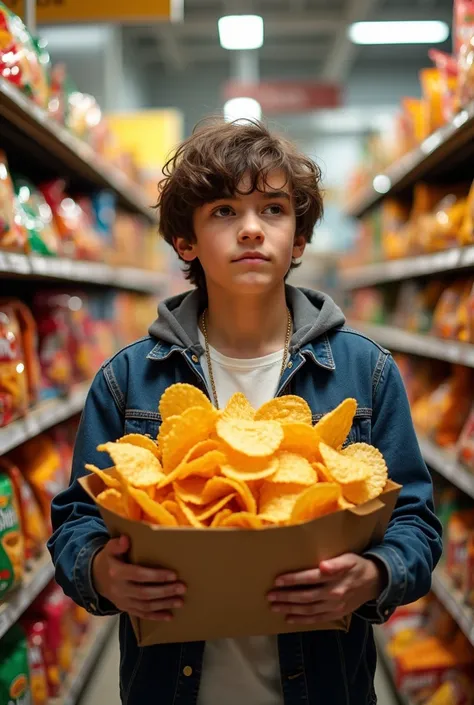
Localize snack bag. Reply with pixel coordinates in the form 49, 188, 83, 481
446, 509, 474, 587
436, 367, 474, 447
459, 406, 474, 471
420, 68, 445, 134
22, 619, 48, 705
0, 472, 24, 598
0, 151, 27, 252
464, 531, 474, 607
432, 281, 470, 340
455, 0, 474, 107
32, 292, 74, 399
0, 624, 31, 705
13, 176, 60, 256
2, 458, 48, 562
460, 180, 474, 246
425, 679, 474, 705
429, 49, 460, 123
419, 194, 468, 252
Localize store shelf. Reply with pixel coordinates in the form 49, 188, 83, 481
418, 437, 474, 500
431, 570, 474, 647
346, 101, 474, 218
0, 78, 154, 221
340, 246, 474, 289
0, 251, 165, 293
351, 322, 474, 368
374, 627, 413, 705
0, 380, 90, 455
0, 552, 54, 639
51, 616, 117, 705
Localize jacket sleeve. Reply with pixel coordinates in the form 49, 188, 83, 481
355, 354, 443, 624
47, 367, 124, 616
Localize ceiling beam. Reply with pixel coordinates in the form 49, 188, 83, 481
320, 0, 380, 82
137, 42, 329, 65
155, 25, 187, 72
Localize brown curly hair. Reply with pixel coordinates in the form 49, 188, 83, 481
156, 118, 324, 291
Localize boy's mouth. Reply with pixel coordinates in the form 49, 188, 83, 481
233, 252, 270, 262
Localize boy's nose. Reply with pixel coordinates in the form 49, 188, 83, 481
237, 216, 265, 242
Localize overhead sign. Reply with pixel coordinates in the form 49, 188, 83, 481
223, 80, 342, 115
5, 0, 182, 24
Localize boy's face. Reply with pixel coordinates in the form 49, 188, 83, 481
176, 169, 306, 295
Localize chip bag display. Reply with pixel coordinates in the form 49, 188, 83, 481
0, 471, 24, 599
0, 151, 27, 252
21, 619, 49, 705
0, 624, 31, 705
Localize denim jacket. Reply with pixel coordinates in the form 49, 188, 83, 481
48, 286, 442, 705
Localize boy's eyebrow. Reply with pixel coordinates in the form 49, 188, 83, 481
262, 191, 291, 201
208, 190, 291, 204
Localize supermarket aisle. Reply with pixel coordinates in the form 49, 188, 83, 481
80, 626, 399, 705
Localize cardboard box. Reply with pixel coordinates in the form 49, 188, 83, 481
80, 474, 401, 646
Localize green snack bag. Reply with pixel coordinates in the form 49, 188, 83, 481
0, 624, 31, 705
0, 472, 24, 599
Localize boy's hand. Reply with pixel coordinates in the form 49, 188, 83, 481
268, 553, 385, 625
92, 535, 186, 622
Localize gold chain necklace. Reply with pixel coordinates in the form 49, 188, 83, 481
200, 308, 293, 410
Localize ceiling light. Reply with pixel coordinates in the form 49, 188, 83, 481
224, 98, 262, 122
348, 21, 449, 45
218, 15, 264, 51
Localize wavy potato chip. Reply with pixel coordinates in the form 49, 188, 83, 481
340, 444, 388, 505
173, 476, 209, 505
221, 452, 279, 482
195, 493, 237, 522
255, 396, 312, 425
338, 496, 356, 510
210, 508, 234, 527
271, 452, 317, 486
96, 488, 127, 517
312, 462, 334, 483
159, 383, 212, 421
97, 442, 165, 487
290, 483, 341, 524
117, 434, 160, 458
175, 495, 206, 528
314, 399, 357, 450
220, 512, 264, 529
202, 476, 257, 514
85, 464, 121, 489
222, 393, 255, 421
279, 423, 321, 460
157, 415, 180, 449
162, 406, 218, 472
127, 486, 178, 526
216, 418, 283, 458
159, 449, 226, 489
319, 443, 371, 485
258, 482, 304, 524
162, 498, 191, 526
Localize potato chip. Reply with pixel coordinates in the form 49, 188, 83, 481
312, 462, 334, 483
202, 476, 257, 514
221, 452, 279, 482
290, 483, 341, 524
162, 498, 191, 526
210, 508, 233, 527
123, 492, 143, 521
157, 415, 180, 449
314, 399, 357, 449
195, 493, 237, 522
279, 423, 321, 460
127, 486, 178, 526
255, 396, 312, 425
173, 476, 209, 505
271, 452, 317, 486
187, 440, 220, 460
85, 464, 121, 489
117, 434, 160, 458
175, 496, 206, 528
216, 418, 283, 457
162, 406, 218, 472
96, 488, 127, 518
159, 383, 212, 421
220, 512, 264, 529
258, 482, 304, 524
158, 450, 226, 489
340, 444, 388, 505
338, 496, 356, 510
319, 443, 371, 485
222, 393, 255, 421
97, 442, 165, 487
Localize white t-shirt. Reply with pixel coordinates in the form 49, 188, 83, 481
197, 330, 285, 705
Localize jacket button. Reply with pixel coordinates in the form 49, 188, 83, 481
88, 603, 96, 612
287, 361, 293, 369
191, 355, 199, 363
183, 666, 193, 677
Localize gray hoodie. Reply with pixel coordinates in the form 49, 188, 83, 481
148, 285, 345, 357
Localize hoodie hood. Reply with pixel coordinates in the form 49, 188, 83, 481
148, 285, 345, 356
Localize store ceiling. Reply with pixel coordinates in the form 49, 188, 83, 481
125, 0, 454, 81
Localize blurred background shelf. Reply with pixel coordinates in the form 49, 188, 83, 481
374, 627, 414, 705
431, 570, 474, 647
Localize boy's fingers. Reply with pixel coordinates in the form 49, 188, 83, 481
129, 609, 174, 623
124, 582, 186, 601
274, 568, 330, 588
126, 597, 184, 613
107, 535, 130, 556
268, 585, 340, 604
319, 554, 357, 575
110, 560, 177, 584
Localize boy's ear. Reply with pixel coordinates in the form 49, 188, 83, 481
292, 234, 306, 261
174, 236, 198, 262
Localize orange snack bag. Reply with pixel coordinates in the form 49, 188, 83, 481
420, 68, 445, 134
0, 151, 27, 252
446, 509, 474, 588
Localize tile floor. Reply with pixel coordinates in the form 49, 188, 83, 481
80, 624, 399, 705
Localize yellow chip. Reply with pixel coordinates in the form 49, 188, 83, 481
195, 493, 237, 522
319, 443, 371, 485
85, 464, 121, 489
173, 476, 209, 505
279, 423, 321, 460
290, 483, 341, 524
221, 452, 279, 482
175, 495, 206, 528
96, 488, 127, 518
258, 482, 304, 524
255, 396, 312, 425
340, 444, 388, 505
314, 399, 357, 449
117, 434, 160, 458
161, 498, 191, 526
222, 393, 255, 421
312, 462, 334, 483
158, 450, 226, 489
220, 512, 264, 529
210, 508, 234, 527
216, 418, 283, 458
157, 415, 180, 449
159, 383, 213, 421
271, 452, 317, 486
97, 442, 165, 487
338, 496, 356, 510
162, 405, 218, 472
127, 486, 178, 526
202, 476, 257, 514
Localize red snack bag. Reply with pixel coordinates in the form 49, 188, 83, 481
21, 619, 49, 705
33, 292, 74, 399
0, 151, 27, 252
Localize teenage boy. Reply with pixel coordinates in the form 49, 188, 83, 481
49, 120, 442, 705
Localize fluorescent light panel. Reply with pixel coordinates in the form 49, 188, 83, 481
218, 15, 264, 50
224, 98, 262, 122
348, 21, 449, 45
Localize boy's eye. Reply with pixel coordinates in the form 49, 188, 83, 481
213, 206, 234, 217
264, 204, 283, 215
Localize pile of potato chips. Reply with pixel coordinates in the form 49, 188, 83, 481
87, 384, 389, 529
